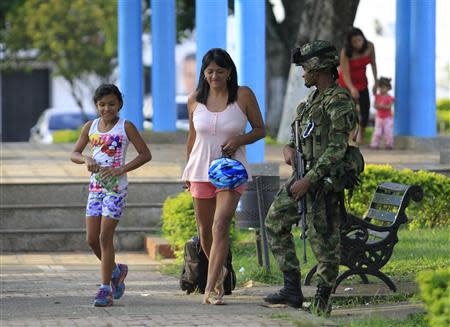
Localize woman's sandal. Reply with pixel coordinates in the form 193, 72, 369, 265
214, 266, 228, 299
202, 291, 226, 305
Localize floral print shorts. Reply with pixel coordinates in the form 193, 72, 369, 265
86, 190, 128, 220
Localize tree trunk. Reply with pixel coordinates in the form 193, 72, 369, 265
277, 0, 359, 142
265, 0, 304, 137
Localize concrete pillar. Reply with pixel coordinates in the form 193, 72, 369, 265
195, 0, 227, 78
235, 0, 265, 163
394, 0, 411, 136
151, 0, 176, 132
409, 0, 436, 137
118, 0, 143, 130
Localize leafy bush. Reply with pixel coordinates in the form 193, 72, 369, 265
161, 191, 196, 258
264, 135, 279, 144
437, 110, 450, 134
436, 98, 450, 111
161, 191, 237, 259
348, 165, 449, 228
437, 99, 450, 133
53, 128, 81, 143
417, 268, 450, 327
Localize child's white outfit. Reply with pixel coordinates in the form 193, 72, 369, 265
86, 118, 129, 219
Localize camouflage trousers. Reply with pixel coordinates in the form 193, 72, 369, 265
265, 182, 342, 288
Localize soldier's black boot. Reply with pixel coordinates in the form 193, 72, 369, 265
310, 285, 333, 316
264, 270, 303, 308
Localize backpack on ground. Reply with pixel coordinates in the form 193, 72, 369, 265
180, 236, 236, 295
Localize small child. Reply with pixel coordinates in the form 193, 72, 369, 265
370, 77, 395, 150
70, 84, 152, 307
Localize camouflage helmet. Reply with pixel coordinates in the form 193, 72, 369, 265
291, 40, 339, 71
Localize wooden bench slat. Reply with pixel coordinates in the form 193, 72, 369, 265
305, 182, 424, 293
372, 193, 403, 206
368, 230, 389, 239
378, 182, 409, 193
367, 208, 397, 223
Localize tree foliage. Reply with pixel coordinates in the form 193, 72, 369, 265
175, 0, 196, 41
2, 0, 117, 111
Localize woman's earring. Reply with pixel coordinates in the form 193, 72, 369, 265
227, 76, 231, 81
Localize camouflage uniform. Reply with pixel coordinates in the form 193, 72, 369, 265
265, 41, 357, 291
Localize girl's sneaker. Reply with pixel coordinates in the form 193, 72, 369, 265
93, 287, 113, 307
111, 263, 128, 300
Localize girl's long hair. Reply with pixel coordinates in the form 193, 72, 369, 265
195, 48, 238, 105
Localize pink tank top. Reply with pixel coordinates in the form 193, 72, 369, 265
182, 102, 252, 182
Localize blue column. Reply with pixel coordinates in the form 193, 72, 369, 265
394, 0, 411, 136
118, 0, 143, 130
409, 0, 436, 137
151, 0, 176, 132
235, 0, 265, 163
195, 0, 227, 78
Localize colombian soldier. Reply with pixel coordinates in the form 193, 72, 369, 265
264, 40, 358, 315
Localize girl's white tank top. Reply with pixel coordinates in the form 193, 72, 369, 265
182, 101, 252, 182
88, 118, 129, 192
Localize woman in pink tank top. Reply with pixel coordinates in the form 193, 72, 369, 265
182, 48, 265, 305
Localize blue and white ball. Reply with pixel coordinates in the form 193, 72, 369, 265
208, 157, 248, 189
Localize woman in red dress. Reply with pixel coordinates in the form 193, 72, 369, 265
338, 28, 378, 144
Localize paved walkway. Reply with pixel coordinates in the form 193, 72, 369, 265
0, 253, 423, 327
0, 142, 447, 183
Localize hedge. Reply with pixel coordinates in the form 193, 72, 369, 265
162, 165, 449, 255
417, 268, 450, 327
349, 165, 450, 229
53, 128, 81, 143
436, 98, 450, 111
161, 191, 197, 258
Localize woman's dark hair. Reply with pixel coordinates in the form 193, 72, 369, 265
93, 84, 123, 108
345, 27, 368, 58
195, 48, 238, 105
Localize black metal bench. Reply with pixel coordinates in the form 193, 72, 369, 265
304, 182, 424, 292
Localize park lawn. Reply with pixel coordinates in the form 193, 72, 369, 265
161, 228, 446, 326
230, 227, 449, 286
336, 312, 427, 327
162, 227, 449, 288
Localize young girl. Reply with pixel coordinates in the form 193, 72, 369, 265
71, 84, 152, 306
370, 77, 395, 150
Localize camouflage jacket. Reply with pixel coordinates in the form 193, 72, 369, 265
287, 83, 357, 187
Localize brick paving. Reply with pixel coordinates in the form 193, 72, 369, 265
0, 253, 335, 327
1, 142, 447, 184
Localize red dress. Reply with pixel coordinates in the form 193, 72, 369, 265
338, 56, 372, 91
375, 94, 395, 118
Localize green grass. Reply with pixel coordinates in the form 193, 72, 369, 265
159, 229, 445, 326
338, 312, 427, 327
265, 135, 280, 144
161, 227, 449, 289
230, 227, 449, 287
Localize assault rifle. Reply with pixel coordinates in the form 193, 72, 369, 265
294, 120, 307, 264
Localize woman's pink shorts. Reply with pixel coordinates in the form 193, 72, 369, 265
189, 182, 246, 199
